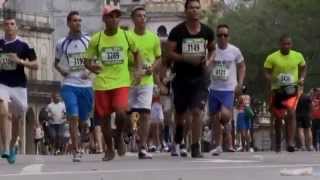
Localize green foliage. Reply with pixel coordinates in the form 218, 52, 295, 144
205, 0, 320, 98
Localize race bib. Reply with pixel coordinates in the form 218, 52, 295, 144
101, 47, 124, 65
182, 38, 206, 57
277, 73, 293, 86
211, 64, 229, 81
67, 53, 85, 72
0, 53, 17, 70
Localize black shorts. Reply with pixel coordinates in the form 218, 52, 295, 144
297, 116, 312, 129
172, 77, 208, 113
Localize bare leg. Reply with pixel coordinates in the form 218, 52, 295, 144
286, 109, 296, 148
0, 100, 11, 154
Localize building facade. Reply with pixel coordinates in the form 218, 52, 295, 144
2, 0, 220, 154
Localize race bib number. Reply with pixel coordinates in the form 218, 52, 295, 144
101, 47, 124, 65
211, 64, 229, 81
67, 53, 85, 71
0, 53, 17, 70
182, 38, 206, 57
277, 73, 293, 86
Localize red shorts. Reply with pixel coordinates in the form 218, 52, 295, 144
95, 87, 129, 119
270, 95, 300, 120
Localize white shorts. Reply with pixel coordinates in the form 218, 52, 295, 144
129, 85, 153, 110
0, 84, 28, 117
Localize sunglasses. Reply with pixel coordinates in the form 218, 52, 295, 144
217, 34, 229, 38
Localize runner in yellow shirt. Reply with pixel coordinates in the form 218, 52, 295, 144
128, 6, 162, 159
84, 4, 142, 161
264, 34, 307, 152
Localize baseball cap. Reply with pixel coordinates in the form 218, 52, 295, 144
102, 4, 122, 16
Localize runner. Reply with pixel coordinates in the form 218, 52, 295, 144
0, 16, 38, 164
128, 6, 162, 159
84, 4, 142, 161
264, 34, 306, 152
209, 24, 246, 156
55, 11, 93, 162
167, 0, 215, 158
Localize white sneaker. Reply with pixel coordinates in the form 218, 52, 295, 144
249, 147, 255, 152
210, 146, 223, 156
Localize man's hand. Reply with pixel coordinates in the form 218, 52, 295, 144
144, 66, 153, 76
7, 53, 23, 65
90, 64, 103, 74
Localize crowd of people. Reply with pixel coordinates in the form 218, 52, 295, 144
0, 0, 319, 165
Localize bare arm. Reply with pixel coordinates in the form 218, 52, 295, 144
264, 68, 273, 92
20, 59, 39, 70
298, 64, 307, 85
132, 51, 144, 85
7, 53, 38, 70
167, 40, 184, 63
205, 41, 216, 72
152, 56, 163, 86
84, 58, 102, 74
54, 59, 69, 77
237, 61, 246, 86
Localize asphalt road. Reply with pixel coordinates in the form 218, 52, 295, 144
1, 152, 320, 180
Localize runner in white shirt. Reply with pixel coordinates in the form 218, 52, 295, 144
54, 11, 93, 162
208, 24, 246, 156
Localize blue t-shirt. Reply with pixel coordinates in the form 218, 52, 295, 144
0, 37, 36, 87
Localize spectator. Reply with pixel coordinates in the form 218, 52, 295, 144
47, 91, 66, 155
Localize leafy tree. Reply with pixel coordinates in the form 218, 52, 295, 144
205, 0, 320, 98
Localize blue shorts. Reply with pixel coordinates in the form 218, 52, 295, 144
208, 90, 234, 113
60, 85, 93, 122
236, 112, 251, 130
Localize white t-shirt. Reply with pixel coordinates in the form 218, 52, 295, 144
47, 102, 66, 125
34, 127, 44, 140
55, 34, 92, 87
209, 44, 244, 91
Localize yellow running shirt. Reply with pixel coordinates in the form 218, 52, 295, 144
264, 50, 305, 90
128, 30, 161, 86
85, 28, 138, 91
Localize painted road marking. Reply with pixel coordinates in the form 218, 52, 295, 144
20, 164, 43, 175
1, 163, 320, 177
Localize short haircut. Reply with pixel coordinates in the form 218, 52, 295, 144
184, 0, 200, 10
279, 34, 291, 42
217, 24, 230, 31
131, 6, 145, 18
67, 11, 80, 22
3, 16, 15, 22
